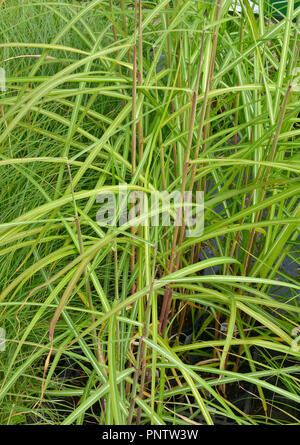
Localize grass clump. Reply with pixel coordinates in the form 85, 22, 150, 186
0, 0, 299, 425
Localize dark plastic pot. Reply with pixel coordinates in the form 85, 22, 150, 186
265, 0, 300, 18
